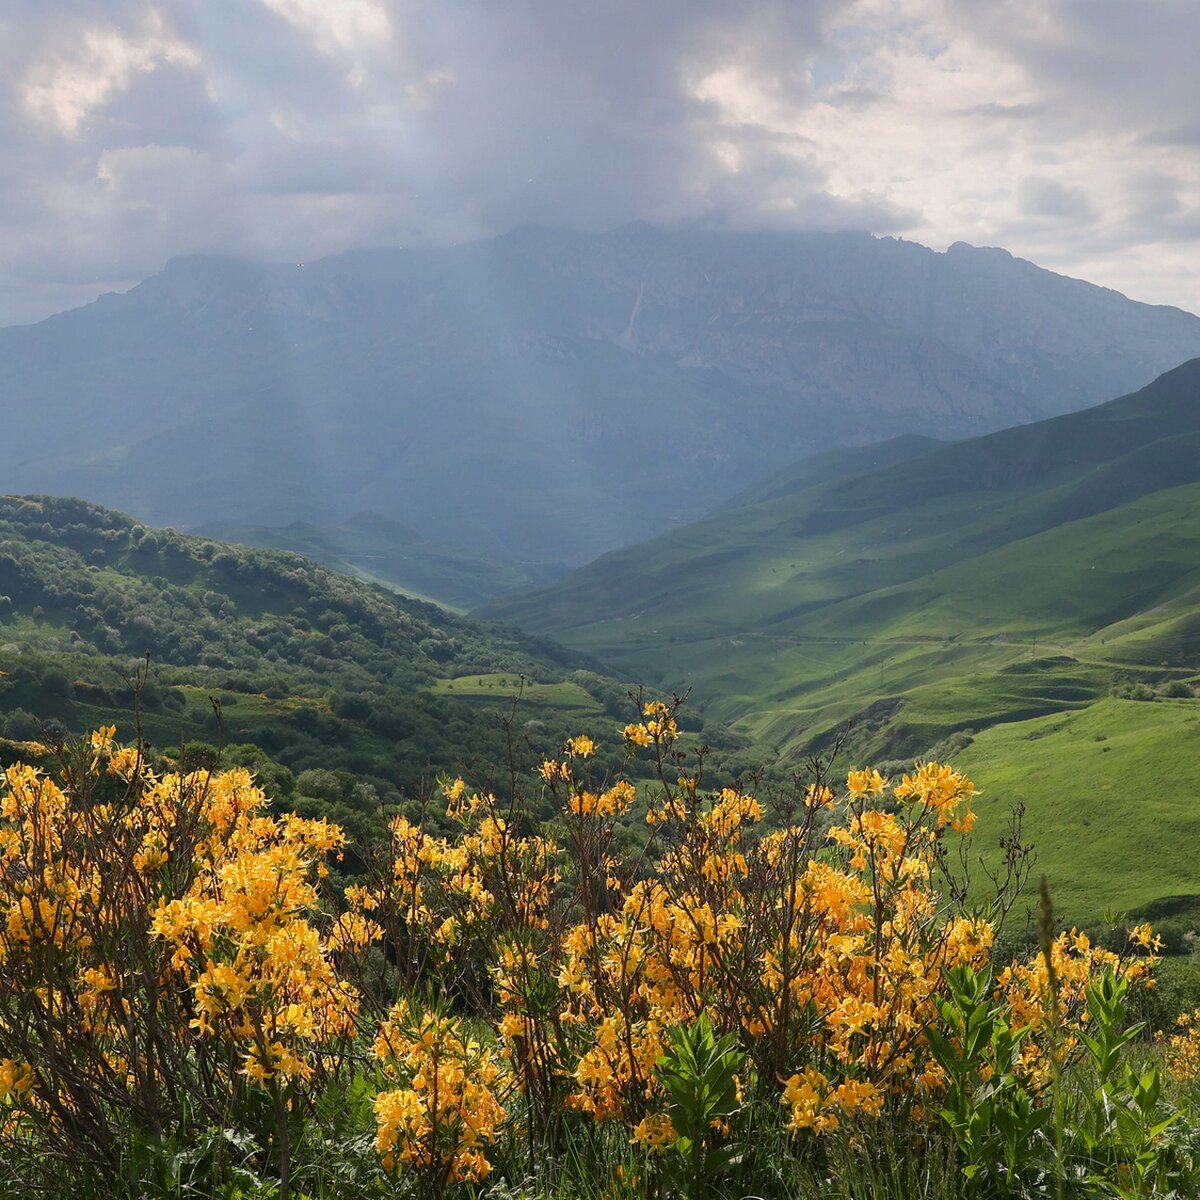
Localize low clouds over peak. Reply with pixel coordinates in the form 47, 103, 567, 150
2, 0, 1198, 325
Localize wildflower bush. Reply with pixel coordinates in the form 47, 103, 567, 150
0, 728, 355, 1194
0, 703, 1196, 1199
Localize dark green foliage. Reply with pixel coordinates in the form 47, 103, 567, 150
925, 965, 1048, 1196
654, 1013, 746, 1200
0, 497, 654, 815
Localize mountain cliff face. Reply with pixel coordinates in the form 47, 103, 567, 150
4, 225, 1199, 565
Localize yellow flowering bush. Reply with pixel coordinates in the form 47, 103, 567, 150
0, 710, 1179, 1198
0, 728, 356, 1181
1163, 1005, 1200, 1084
998, 925, 1157, 1091
149, 775, 358, 1085
350, 697, 1164, 1186
373, 999, 508, 1187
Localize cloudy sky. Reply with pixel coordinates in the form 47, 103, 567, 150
2, 0, 1198, 326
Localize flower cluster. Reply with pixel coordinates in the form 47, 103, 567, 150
0, 730, 357, 1161
374, 1000, 508, 1184
149, 769, 358, 1083
351, 702, 1160, 1179
1163, 1005, 1200, 1084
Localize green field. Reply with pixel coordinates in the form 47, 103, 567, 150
958, 698, 1200, 923
431, 672, 603, 713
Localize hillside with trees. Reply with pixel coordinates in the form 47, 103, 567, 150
0, 496, 759, 838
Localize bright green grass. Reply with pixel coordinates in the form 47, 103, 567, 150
485, 367, 1200, 755
491, 480, 1200, 761
431, 673, 603, 714
957, 697, 1200, 922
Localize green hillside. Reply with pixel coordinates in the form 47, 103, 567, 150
0, 497, 761, 841
958, 697, 1200, 922
483, 360, 1200, 921
716, 433, 944, 510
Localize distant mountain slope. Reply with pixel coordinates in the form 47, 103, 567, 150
481, 360, 1200, 921
4, 225, 1199, 565
196, 512, 562, 610
482, 359, 1200, 746
717, 434, 945, 511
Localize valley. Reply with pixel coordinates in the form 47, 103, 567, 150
484, 359, 1200, 923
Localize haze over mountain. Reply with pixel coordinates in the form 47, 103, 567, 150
195, 512, 558, 611
5, 224, 1200, 567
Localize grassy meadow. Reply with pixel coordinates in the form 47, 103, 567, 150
959, 698, 1200, 923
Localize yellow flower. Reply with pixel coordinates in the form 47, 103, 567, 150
89, 724, 117, 753
847, 768, 887, 799
631, 1112, 677, 1150
566, 735, 597, 758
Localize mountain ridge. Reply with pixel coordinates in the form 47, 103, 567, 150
4, 225, 1200, 565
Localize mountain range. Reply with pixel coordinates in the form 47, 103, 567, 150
4, 224, 1200, 569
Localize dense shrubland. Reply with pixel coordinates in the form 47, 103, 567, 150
1, 702, 1196, 1199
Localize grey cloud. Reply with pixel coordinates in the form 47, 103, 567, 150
1, 0, 872, 324
935, 0, 1200, 295
821, 87, 886, 111
956, 101, 1047, 119
1140, 124, 1200, 148
1, 0, 1198, 325
946, 1, 1200, 129
1018, 177, 1099, 223
94, 61, 226, 154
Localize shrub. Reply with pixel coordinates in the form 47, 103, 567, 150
0, 730, 356, 1195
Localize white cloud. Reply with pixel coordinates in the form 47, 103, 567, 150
684, 0, 1200, 309
1, 0, 1199, 324
22, 9, 199, 136
257, 0, 391, 57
